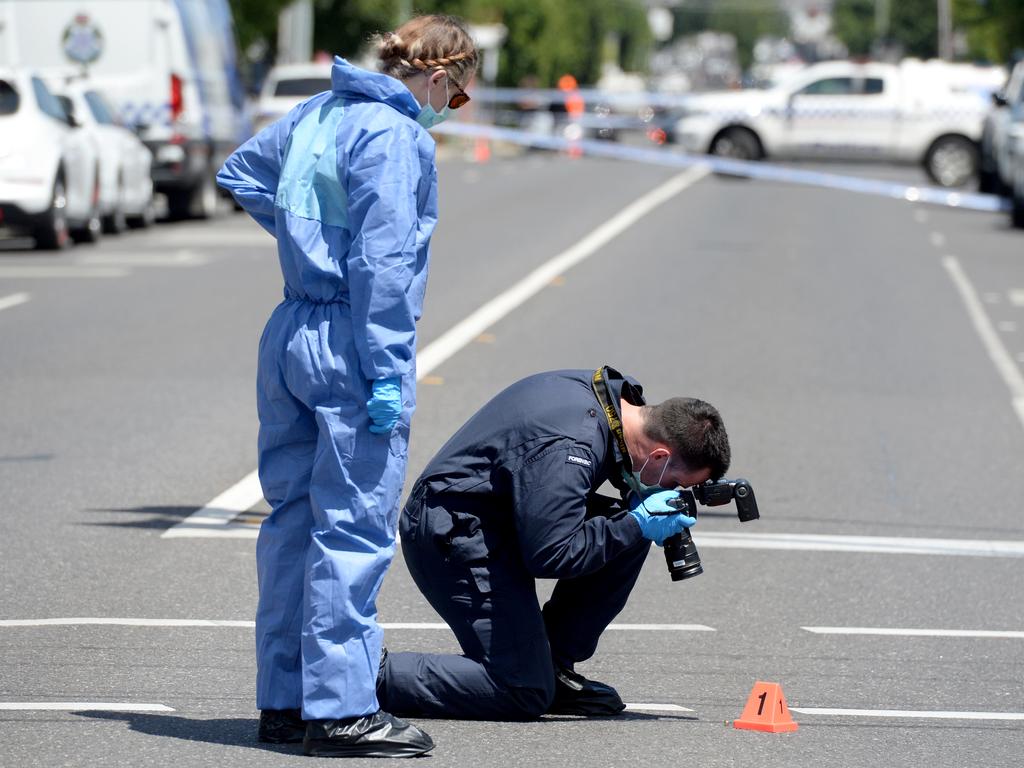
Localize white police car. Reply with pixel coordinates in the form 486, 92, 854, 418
0, 67, 101, 248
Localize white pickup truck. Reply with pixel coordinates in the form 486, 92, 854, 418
672, 60, 1004, 187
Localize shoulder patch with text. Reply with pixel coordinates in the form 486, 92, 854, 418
566, 454, 592, 468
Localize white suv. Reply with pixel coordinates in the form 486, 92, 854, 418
0, 68, 101, 248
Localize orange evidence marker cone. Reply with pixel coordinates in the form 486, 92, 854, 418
473, 138, 491, 163
733, 681, 799, 733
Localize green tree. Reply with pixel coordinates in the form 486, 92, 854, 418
834, 0, 1024, 63
230, 0, 295, 54
416, 0, 652, 86
831, 0, 875, 57
955, 0, 1024, 65
312, 0, 401, 58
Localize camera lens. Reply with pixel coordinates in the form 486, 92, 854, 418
663, 528, 703, 581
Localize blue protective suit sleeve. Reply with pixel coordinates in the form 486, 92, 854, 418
505, 441, 646, 579
216, 117, 294, 236
344, 122, 424, 381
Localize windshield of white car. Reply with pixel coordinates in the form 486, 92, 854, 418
0, 80, 18, 115
273, 77, 331, 97
31, 77, 68, 124
84, 90, 117, 125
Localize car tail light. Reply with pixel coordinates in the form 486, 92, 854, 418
170, 73, 183, 121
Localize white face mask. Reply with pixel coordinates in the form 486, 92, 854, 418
622, 453, 669, 498
416, 77, 451, 128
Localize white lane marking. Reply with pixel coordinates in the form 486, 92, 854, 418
997, 320, 1018, 333
76, 250, 208, 267
414, 165, 710, 377
982, 291, 1001, 304
790, 707, 1024, 721
0, 619, 714, 631
161, 472, 264, 538
913, 209, 929, 223
0, 702, 174, 712
695, 531, 1024, 557
163, 524, 258, 539
0, 292, 30, 312
0, 618, 254, 628
166, 166, 711, 539
0, 266, 128, 278
1010, 289, 1024, 307
802, 627, 1024, 639
624, 703, 694, 713
942, 256, 1024, 431
929, 231, 946, 248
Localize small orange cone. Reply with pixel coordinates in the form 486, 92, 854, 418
733, 681, 798, 733
473, 138, 491, 163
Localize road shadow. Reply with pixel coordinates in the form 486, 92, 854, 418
74, 712, 297, 753
81, 505, 204, 530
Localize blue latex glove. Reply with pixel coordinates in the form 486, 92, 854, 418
628, 490, 696, 546
367, 377, 402, 434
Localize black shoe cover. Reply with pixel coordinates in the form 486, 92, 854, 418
258, 708, 305, 743
304, 711, 434, 758
548, 667, 626, 716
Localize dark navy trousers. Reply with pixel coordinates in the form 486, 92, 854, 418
378, 491, 650, 720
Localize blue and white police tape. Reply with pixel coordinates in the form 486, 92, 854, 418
470, 86, 992, 121
433, 121, 1011, 214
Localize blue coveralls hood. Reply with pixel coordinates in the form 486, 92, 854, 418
329, 56, 422, 119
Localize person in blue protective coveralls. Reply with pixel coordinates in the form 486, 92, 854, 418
216, 15, 477, 759
376, 366, 732, 720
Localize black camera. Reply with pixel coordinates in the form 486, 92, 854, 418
661, 478, 759, 581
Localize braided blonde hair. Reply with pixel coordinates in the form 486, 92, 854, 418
378, 15, 478, 87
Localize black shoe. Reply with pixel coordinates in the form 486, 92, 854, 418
304, 711, 434, 758
258, 708, 305, 743
548, 666, 626, 716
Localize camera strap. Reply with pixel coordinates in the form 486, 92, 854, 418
591, 367, 631, 471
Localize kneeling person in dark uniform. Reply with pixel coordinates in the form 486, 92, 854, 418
377, 366, 730, 720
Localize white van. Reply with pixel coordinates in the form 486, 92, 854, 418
0, 0, 250, 218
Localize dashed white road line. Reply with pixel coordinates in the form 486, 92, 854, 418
1010, 289, 1024, 307
802, 627, 1024, 639
695, 531, 1024, 557
0, 618, 254, 628
0, 292, 30, 312
76, 250, 208, 267
0, 702, 174, 712
624, 703, 694, 713
166, 166, 711, 540
942, 255, 1024, 431
789, 707, 1024, 721
0, 266, 128, 278
0, 618, 715, 632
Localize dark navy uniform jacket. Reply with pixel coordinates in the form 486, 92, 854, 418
408, 368, 647, 580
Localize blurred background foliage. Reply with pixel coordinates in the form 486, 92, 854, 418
230, 0, 1024, 88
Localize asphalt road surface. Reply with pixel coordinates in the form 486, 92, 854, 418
1, 152, 1023, 767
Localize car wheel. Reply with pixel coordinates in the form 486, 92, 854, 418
102, 180, 128, 234
127, 197, 156, 229
71, 169, 103, 244
924, 135, 978, 188
1012, 183, 1024, 229
33, 176, 71, 251
709, 127, 762, 161
167, 171, 219, 220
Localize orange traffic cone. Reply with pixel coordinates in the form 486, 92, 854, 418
473, 137, 491, 163
733, 681, 798, 733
